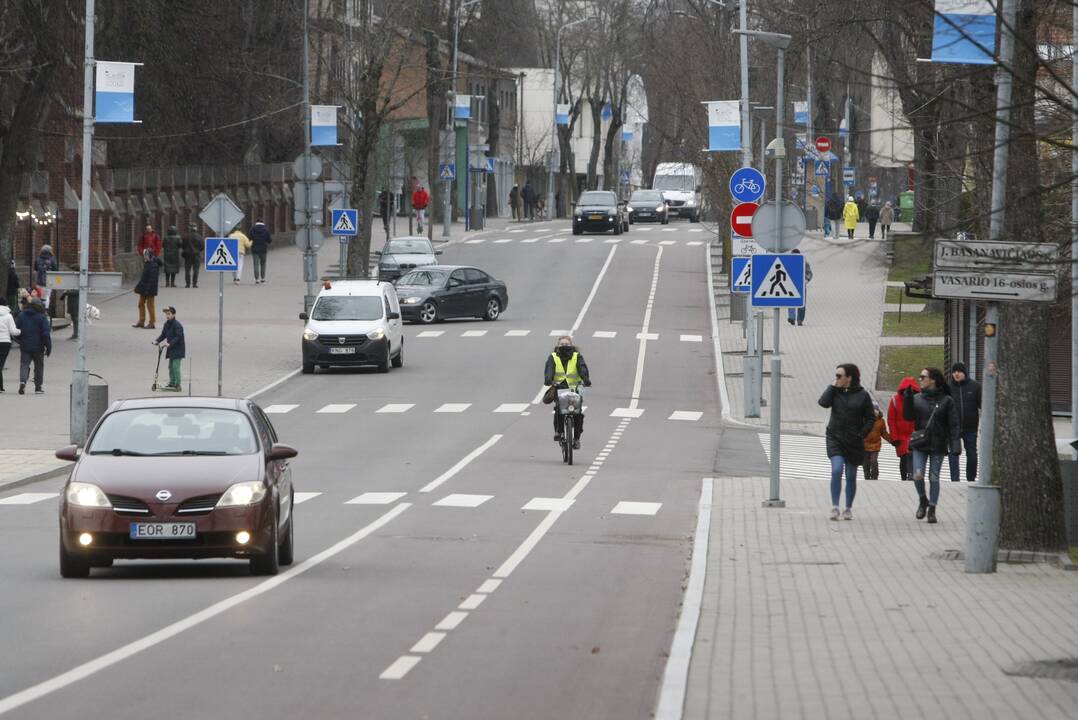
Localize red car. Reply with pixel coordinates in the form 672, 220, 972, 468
55, 397, 298, 578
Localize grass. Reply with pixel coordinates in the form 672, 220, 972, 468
887, 235, 933, 283
885, 286, 925, 305
877, 345, 945, 392
882, 309, 945, 336
1071, 547, 1078, 565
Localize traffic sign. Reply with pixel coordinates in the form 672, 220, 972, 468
933, 268, 1057, 302
730, 202, 759, 238
814, 160, 830, 177
293, 153, 323, 181
620, 169, 631, 183
294, 181, 325, 215
485, 157, 496, 173
731, 256, 752, 293
729, 167, 766, 203
815, 136, 831, 153
750, 253, 805, 308
843, 167, 856, 185
204, 237, 239, 272
732, 236, 762, 256
331, 208, 359, 236
296, 226, 325, 252
198, 194, 244, 235
439, 163, 456, 181
751, 201, 807, 252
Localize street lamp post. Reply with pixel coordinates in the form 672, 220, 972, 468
549, 18, 587, 221
443, 0, 481, 239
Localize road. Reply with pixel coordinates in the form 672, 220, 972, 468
0, 218, 721, 719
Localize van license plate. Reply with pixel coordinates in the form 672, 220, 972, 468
130, 522, 196, 540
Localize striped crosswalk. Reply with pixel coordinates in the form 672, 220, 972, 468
758, 433, 905, 482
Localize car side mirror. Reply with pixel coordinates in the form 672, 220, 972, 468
55, 444, 79, 462
298, 312, 308, 321
435, 250, 443, 255
267, 443, 298, 461
387, 311, 400, 320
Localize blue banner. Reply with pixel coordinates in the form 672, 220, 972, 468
454, 94, 472, 120
931, 0, 997, 65
793, 101, 808, 126
95, 62, 137, 123
556, 103, 570, 126
622, 126, 634, 142
311, 105, 338, 146
705, 101, 740, 152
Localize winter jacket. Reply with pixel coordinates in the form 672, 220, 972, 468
229, 230, 252, 256
155, 318, 186, 360
250, 223, 272, 253
887, 376, 919, 455
818, 384, 875, 463
509, 186, 520, 203
34, 251, 57, 287
544, 351, 591, 387
6, 264, 20, 299
842, 201, 860, 229
182, 229, 202, 262
948, 377, 981, 433
522, 184, 537, 203
14, 303, 51, 355
824, 196, 842, 221
138, 231, 162, 258
0, 305, 20, 343
162, 228, 183, 273
865, 204, 880, 222
411, 188, 431, 210
134, 256, 163, 297
879, 206, 895, 225
863, 416, 893, 453
902, 385, 961, 455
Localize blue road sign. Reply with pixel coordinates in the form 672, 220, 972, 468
205, 237, 239, 272
731, 256, 752, 294
620, 169, 631, 183
750, 253, 805, 308
331, 208, 359, 236
485, 157, 496, 173
814, 160, 830, 177
843, 167, 856, 183
729, 167, 766, 203
439, 163, 456, 181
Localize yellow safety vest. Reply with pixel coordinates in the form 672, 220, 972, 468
551, 352, 581, 388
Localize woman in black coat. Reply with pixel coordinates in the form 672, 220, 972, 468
133, 250, 162, 329
902, 367, 961, 523
818, 363, 875, 521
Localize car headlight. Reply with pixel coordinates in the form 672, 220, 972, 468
216, 481, 267, 507
368, 328, 385, 340
66, 482, 111, 509
684, 199, 697, 207
656, 204, 665, 212
401, 296, 422, 304
303, 328, 318, 341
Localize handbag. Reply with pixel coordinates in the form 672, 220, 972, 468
908, 403, 939, 452
542, 384, 558, 405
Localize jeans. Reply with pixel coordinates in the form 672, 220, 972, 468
830, 455, 858, 508
880, 224, 890, 240
168, 358, 182, 387
252, 251, 267, 281
948, 431, 978, 482
184, 259, 200, 287
868, 219, 878, 238
19, 350, 44, 388
911, 450, 945, 505
137, 294, 156, 326
0, 341, 10, 390
787, 306, 806, 325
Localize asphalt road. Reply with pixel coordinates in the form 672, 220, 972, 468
0, 218, 722, 720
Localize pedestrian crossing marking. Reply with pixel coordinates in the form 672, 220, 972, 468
522, 497, 575, 512
636, 332, 659, 340
680, 334, 703, 342
630, 239, 648, 245
548, 238, 566, 243
263, 404, 299, 414
332, 211, 357, 234
377, 403, 414, 413
669, 410, 703, 421
416, 330, 444, 338
433, 493, 492, 508
494, 403, 529, 413
493, 239, 513, 244
610, 407, 644, 418
293, 492, 322, 504
504, 330, 530, 337
611, 501, 662, 516
461, 330, 487, 337
758, 433, 904, 482
0, 492, 58, 505
753, 256, 802, 300
593, 331, 617, 338
346, 491, 407, 505
604, 238, 622, 244
434, 403, 471, 413
465, 238, 485, 244
317, 403, 356, 413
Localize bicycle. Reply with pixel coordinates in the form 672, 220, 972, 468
556, 386, 584, 465
734, 178, 761, 196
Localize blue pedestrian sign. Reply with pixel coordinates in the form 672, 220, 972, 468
729, 167, 766, 203
204, 237, 239, 272
331, 208, 359, 236
485, 157, 496, 173
814, 160, 830, 177
750, 253, 805, 308
439, 163, 456, 181
731, 256, 752, 294
620, 169, 631, 184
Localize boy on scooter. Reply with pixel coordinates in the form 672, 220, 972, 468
153, 306, 185, 391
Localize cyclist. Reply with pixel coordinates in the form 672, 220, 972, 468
544, 335, 591, 449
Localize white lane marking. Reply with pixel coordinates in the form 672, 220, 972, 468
636, 332, 659, 340
416, 330, 444, 338
611, 408, 645, 418
520, 237, 540, 244
263, 404, 298, 414
465, 238, 486, 244
636, 227, 654, 232
380, 655, 421, 680
377, 403, 414, 413
346, 492, 408, 505
493, 511, 562, 579
669, 411, 703, 422
494, 403, 529, 413
629, 247, 663, 410
419, 434, 503, 493
705, 244, 736, 425
522, 497, 575, 512
548, 238, 566, 243
548, 329, 569, 336
687, 241, 704, 246
434, 403, 471, 413
688, 228, 704, 232
245, 367, 301, 400
574, 238, 594, 243
659, 240, 677, 245
592, 330, 617, 338
558, 227, 571, 232
461, 330, 487, 337
477, 579, 502, 593
433, 493, 493, 508
292, 492, 322, 505
655, 478, 713, 720
0, 493, 58, 506
493, 238, 514, 244
0, 503, 411, 713
604, 238, 622, 244
508, 228, 525, 233
630, 239, 648, 245
317, 403, 356, 414
459, 594, 486, 610
661, 228, 677, 233
611, 501, 662, 516
504, 329, 530, 337
680, 334, 703, 342
411, 632, 446, 653
436, 611, 469, 631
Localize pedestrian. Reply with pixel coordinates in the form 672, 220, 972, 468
903, 367, 961, 523
862, 400, 894, 480
842, 195, 860, 240
509, 184, 520, 220
132, 249, 162, 329
34, 244, 58, 311
522, 181, 536, 220
786, 248, 812, 326
162, 225, 182, 288
818, 363, 875, 521
887, 376, 920, 481
137, 224, 162, 258
947, 362, 981, 482
825, 193, 842, 239
543, 335, 592, 449
6, 259, 20, 309
411, 183, 431, 233
865, 201, 880, 239
182, 223, 202, 288
0, 297, 21, 393
153, 306, 186, 391
229, 228, 252, 284
14, 296, 50, 394
249, 221, 272, 284
879, 201, 894, 241
378, 189, 392, 236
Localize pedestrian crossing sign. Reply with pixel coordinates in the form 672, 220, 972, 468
814, 160, 830, 177
732, 256, 752, 294
331, 208, 359, 236
204, 237, 239, 272
750, 253, 805, 308
439, 163, 456, 181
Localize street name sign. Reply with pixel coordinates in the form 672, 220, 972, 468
933, 268, 1057, 302
731, 256, 752, 294
331, 208, 359, 236
934, 239, 1057, 273
729, 167, 766, 203
730, 202, 759, 238
933, 238, 1058, 303
204, 237, 239, 272
750, 253, 805, 308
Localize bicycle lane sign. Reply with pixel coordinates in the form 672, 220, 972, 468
729, 167, 766, 203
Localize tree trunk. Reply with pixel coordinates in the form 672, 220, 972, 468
600, 108, 621, 192
585, 99, 602, 190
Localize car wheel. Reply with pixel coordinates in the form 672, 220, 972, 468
690, 211, 700, 223
572, 225, 582, 236
391, 339, 404, 367
302, 361, 314, 374
418, 301, 438, 324
377, 344, 391, 373
250, 513, 280, 576
59, 536, 90, 578
614, 220, 622, 236
278, 495, 295, 567
483, 297, 501, 321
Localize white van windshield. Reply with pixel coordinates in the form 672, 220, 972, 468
311, 296, 383, 321
653, 175, 695, 191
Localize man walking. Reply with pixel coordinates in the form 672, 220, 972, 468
879, 201, 894, 241
378, 189, 392, 236
14, 296, 50, 394
865, 200, 881, 239
825, 193, 842, 239
133, 249, 162, 329
182, 224, 202, 288
154, 306, 186, 391
947, 362, 981, 482
522, 181, 536, 220
249, 221, 272, 284
509, 184, 520, 220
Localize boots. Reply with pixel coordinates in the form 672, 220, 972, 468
916, 496, 929, 520
926, 506, 937, 524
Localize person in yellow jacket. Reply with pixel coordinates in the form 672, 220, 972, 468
228, 229, 252, 284
842, 196, 860, 240
543, 335, 592, 448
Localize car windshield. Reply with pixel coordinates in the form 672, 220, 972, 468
87, 408, 259, 456
311, 296, 383, 321
398, 269, 448, 286
631, 191, 664, 203
385, 239, 434, 255
653, 175, 695, 191
577, 192, 616, 207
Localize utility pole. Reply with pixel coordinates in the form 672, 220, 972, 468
738, 0, 762, 420
301, 0, 316, 311
767, 38, 788, 509
71, 0, 95, 445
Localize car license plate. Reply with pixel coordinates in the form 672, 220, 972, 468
328, 347, 355, 354
639, 212, 652, 217
590, 214, 605, 220
129, 522, 196, 540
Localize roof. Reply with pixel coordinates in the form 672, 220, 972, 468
317, 280, 388, 296
111, 397, 245, 411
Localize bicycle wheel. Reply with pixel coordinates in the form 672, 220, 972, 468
564, 416, 574, 465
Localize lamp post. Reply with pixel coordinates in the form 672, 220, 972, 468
751, 105, 774, 167
549, 18, 587, 221
443, 0, 481, 238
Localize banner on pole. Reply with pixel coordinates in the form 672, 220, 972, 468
931, 0, 997, 65
793, 101, 808, 126
454, 94, 472, 120
601, 103, 613, 121
704, 100, 740, 152
622, 125, 634, 142
95, 62, 138, 123
311, 105, 339, 146
556, 103, 570, 126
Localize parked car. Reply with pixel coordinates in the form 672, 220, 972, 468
299, 280, 404, 373
627, 190, 669, 224
572, 190, 629, 235
376, 236, 442, 281
395, 265, 508, 324
55, 397, 298, 577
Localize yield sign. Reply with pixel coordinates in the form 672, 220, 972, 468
815, 136, 831, 153
730, 202, 759, 238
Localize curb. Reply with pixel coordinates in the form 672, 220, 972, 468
0, 463, 70, 494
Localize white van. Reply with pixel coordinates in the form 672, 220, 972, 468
299, 280, 404, 374
652, 162, 703, 222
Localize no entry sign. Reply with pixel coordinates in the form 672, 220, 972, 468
730, 202, 759, 238
815, 136, 831, 153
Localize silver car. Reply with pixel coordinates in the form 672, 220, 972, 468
377, 236, 442, 281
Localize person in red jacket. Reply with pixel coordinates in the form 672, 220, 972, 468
887, 376, 920, 481
137, 225, 162, 258
411, 183, 431, 233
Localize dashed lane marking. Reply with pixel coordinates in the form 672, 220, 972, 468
611, 501, 662, 516
680, 334, 703, 342
0, 493, 58, 506
461, 330, 487, 337
263, 404, 298, 414
604, 238, 622, 244
493, 403, 530, 413
410, 632, 446, 653
548, 238, 566, 243
493, 239, 513, 244
668, 411, 703, 422
575, 238, 594, 243
292, 492, 322, 505
433, 493, 493, 508
610, 408, 645, 418
504, 330, 530, 337
659, 240, 676, 245
435, 611, 469, 631
419, 434, 503, 493
416, 330, 444, 338
549, 329, 569, 337
376, 403, 414, 413
630, 239, 648, 245
464, 238, 485, 244
687, 241, 704, 246
522, 497, 575, 512
434, 403, 471, 413
379, 656, 421, 680
592, 330, 617, 338
459, 594, 486, 610
346, 492, 408, 505
636, 332, 659, 340
317, 403, 356, 414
